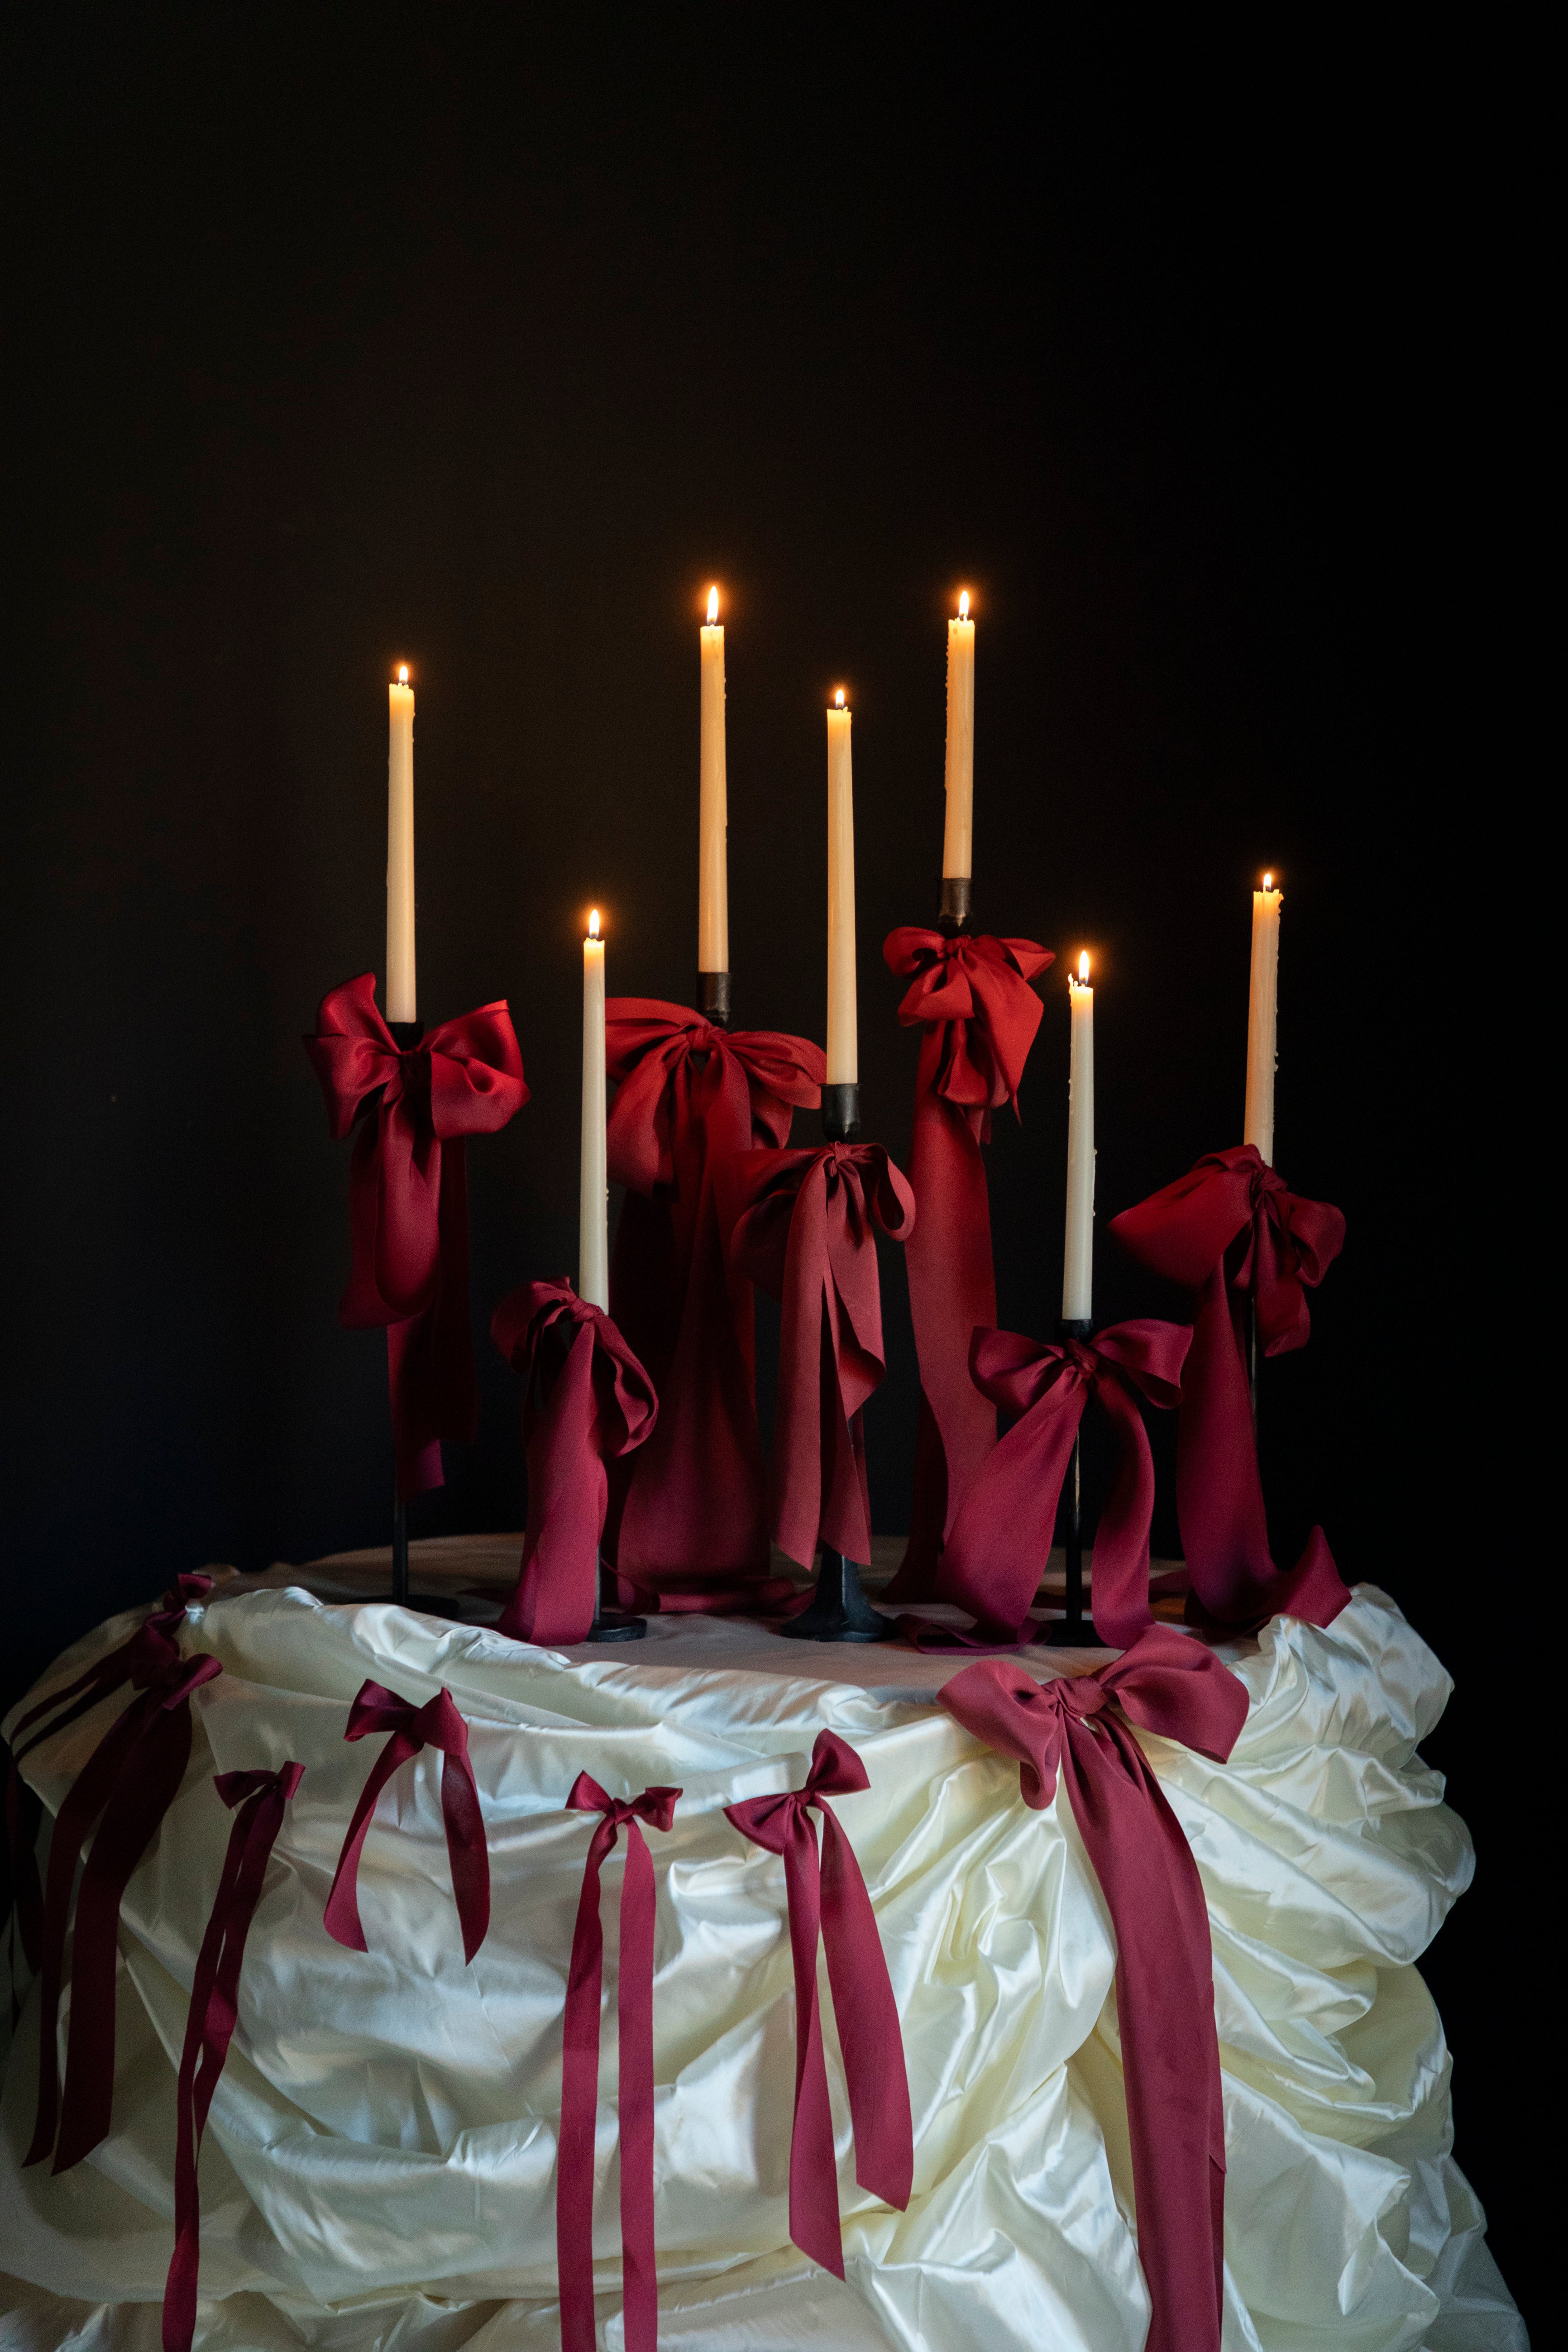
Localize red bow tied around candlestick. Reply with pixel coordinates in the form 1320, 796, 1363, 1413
940, 1629, 1249, 2352
908, 1322, 1190, 1651
725, 1733, 913, 2277
558, 1775, 682, 2352
26, 1643, 224, 2175
490, 1279, 659, 1645
603, 1001, 823, 1606
162, 1763, 305, 2352
725, 1143, 915, 1572
304, 974, 528, 1501
1109, 1144, 1350, 1632
5, 1573, 212, 1978
878, 929, 1054, 1604
324, 1681, 489, 1963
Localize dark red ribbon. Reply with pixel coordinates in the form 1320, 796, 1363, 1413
724, 1732, 913, 2277
304, 973, 528, 1501
491, 1279, 660, 1645
907, 1322, 1190, 1649
559, 1774, 682, 2352
162, 1763, 304, 2352
26, 1643, 224, 2174
880, 929, 1053, 1602
939, 1628, 1249, 2352
1109, 1145, 1350, 1630
604, 1001, 823, 1602
324, 1681, 489, 1964
725, 1143, 915, 1570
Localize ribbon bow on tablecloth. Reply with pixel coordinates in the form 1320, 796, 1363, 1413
908, 1322, 1190, 1649
880, 928, 1053, 1602
162, 1764, 305, 2352
725, 1143, 915, 1570
26, 1640, 223, 2174
1109, 1144, 1349, 1630
604, 1002, 823, 1603
324, 1681, 489, 1963
940, 1628, 1249, 2352
725, 1733, 913, 2277
490, 1279, 660, 1644
558, 1775, 682, 2352
304, 973, 528, 1501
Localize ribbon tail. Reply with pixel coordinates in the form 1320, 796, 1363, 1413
936, 1383, 1085, 1640
780, 1817, 841, 2277
440, 1752, 491, 1963
819, 1814, 913, 2212
559, 1821, 613, 2352
1088, 1380, 1159, 1650
324, 1740, 409, 1953
502, 1323, 605, 1646
618, 1823, 660, 2352
883, 1387, 948, 1602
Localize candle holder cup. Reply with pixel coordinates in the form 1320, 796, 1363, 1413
937, 875, 972, 936
1042, 1315, 1097, 1646
697, 971, 731, 1028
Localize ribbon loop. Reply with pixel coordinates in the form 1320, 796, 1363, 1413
325, 1679, 489, 1964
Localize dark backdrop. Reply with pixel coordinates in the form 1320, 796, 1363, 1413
3, 11, 1535, 2326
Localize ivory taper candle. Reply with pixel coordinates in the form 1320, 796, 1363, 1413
386, 665, 416, 1023
698, 586, 729, 976
942, 589, 976, 881
1062, 951, 1095, 1322
826, 688, 857, 1085
580, 911, 609, 1311
1244, 873, 1281, 1163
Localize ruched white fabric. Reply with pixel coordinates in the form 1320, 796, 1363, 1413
1, 1578, 1525, 2350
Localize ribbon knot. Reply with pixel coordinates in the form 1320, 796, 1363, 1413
324, 1679, 489, 1964
884, 927, 1053, 1133
725, 1733, 913, 2278
558, 1774, 683, 2352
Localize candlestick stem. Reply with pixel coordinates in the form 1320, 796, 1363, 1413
697, 971, 731, 1028
1248, 1294, 1259, 1437
392, 1492, 409, 1607
1044, 1315, 1095, 1644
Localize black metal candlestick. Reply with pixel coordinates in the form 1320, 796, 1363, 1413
383, 1017, 466, 1620
697, 971, 731, 1027
1043, 1316, 1095, 1645
938, 875, 972, 936
583, 1560, 647, 1643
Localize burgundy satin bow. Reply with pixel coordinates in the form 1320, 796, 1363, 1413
26, 1641, 224, 2174
1109, 1145, 1349, 1631
940, 1629, 1249, 2352
725, 1143, 915, 1570
491, 1279, 660, 1645
880, 930, 1054, 1603
725, 1733, 913, 2277
304, 973, 528, 1499
162, 1763, 304, 2352
559, 1774, 682, 2352
912, 1322, 1189, 1649
324, 1681, 489, 1963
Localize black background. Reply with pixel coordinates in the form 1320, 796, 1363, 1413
3, 10, 1536, 2329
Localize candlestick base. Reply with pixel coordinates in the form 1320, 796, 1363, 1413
387, 1497, 472, 1621
780, 1548, 895, 1641
937, 876, 972, 936
581, 1562, 647, 1642
822, 1083, 861, 1143
697, 971, 731, 1028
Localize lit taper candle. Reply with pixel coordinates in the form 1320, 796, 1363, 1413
826, 688, 857, 1085
1244, 871, 1281, 1163
942, 589, 976, 887
386, 664, 416, 1023
698, 586, 728, 988
1062, 951, 1095, 1323
580, 909, 609, 1311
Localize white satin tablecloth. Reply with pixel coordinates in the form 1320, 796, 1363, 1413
0, 1572, 1525, 2350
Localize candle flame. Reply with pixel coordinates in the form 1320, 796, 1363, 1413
706, 586, 719, 624
1077, 951, 1090, 982
588, 909, 600, 939
958, 590, 970, 620
397, 664, 409, 684
834, 687, 846, 708
1262, 871, 1273, 891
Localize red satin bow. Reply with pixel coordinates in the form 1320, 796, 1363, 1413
26, 1640, 224, 2174
940, 1628, 1249, 2352
304, 973, 528, 1499
1109, 1145, 1350, 1630
162, 1763, 304, 2352
559, 1774, 682, 2352
324, 1681, 489, 1964
726, 1143, 915, 1570
491, 1279, 660, 1644
725, 1733, 913, 2277
880, 929, 1054, 1602
914, 1322, 1189, 1649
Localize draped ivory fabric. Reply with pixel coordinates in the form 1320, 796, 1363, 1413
1, 1580, 1525, 2351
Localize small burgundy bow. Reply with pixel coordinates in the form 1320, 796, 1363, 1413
726, 1143, 915, 1570
880, 930, 1055, 1606
558, 1775, 682, 2352
26, 1641, 224, 2174
725, 1733, 913, 2277
940, 1629, 1249, 2352
913, 1321, 1189, 1649
324, 1681, 489, 1964
162, 1763, 304, 2352
304, 973, 528, 1498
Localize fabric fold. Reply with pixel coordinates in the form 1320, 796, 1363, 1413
725, 1731, 913, 2277
939, 1628, 1249, 2352
324, 1681, 489, 1963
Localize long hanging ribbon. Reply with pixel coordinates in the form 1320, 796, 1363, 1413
1109, 1144, 1349, 1629
724, 1733, 913, 2276
939, 1629, 1249, 2352
879, 929, 1053, 1601
26, 1646, 224, 2174
324, 1682, 489, 1963
162, 1764, 305, 2352
558, 1774, 682, 2352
